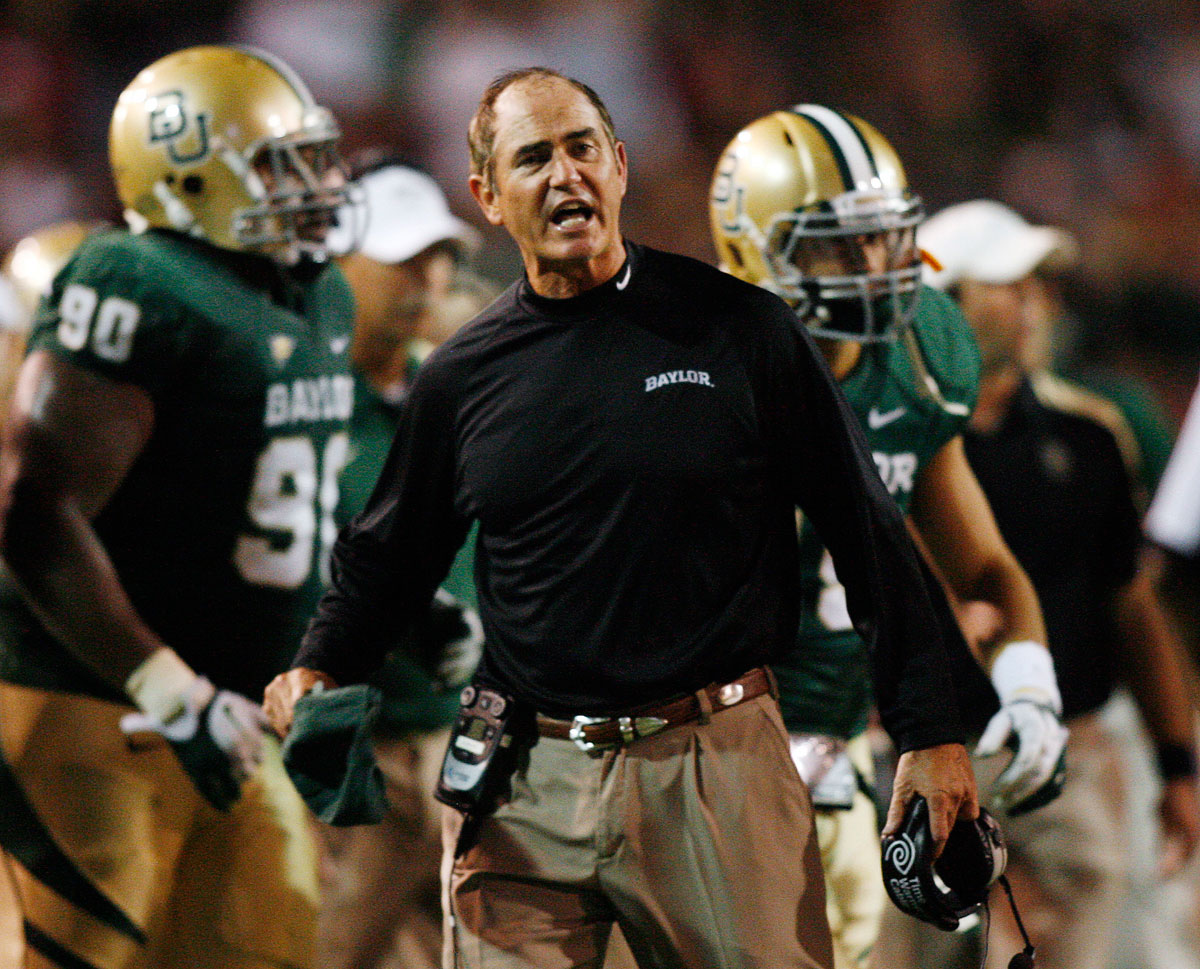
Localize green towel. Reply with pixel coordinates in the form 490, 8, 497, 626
281, 684, 388, 826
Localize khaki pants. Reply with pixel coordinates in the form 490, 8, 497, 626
871, 712, 1128, 969
441, 692, 833, 969
0, 680, 319, 969
316, 728, 451, 969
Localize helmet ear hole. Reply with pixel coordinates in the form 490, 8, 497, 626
182, 175, 204, 195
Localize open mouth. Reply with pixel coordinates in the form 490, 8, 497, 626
549, 201, 595, 231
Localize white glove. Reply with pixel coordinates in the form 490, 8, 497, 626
121, 648, 269, 810
975, 641, 1069, 815
428, 588, 485, 689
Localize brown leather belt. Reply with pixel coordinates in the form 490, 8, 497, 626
536, 667, 773, 752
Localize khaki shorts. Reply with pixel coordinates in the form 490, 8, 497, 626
0, 680, 319, 969
442, 692, 834, 969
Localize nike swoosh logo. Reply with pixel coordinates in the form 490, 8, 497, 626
615, 264, 632, 290
867, 406, 907, 429
329, 336, 350, 354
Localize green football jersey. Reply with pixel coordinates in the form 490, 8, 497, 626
337, 367, 478, 731
0, 228, 355, 701
774, 286, 981, 738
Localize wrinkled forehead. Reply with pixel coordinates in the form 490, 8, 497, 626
491, 78, 605, 154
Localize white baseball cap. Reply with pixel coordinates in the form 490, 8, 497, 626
920, 199, 1079, 290
330, 164, 481, 265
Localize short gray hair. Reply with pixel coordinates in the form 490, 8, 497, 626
467, 67, 618, 190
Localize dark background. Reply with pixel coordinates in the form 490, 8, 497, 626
3, 0, 1198, 416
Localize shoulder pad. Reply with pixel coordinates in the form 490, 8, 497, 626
903, 287, 981, 414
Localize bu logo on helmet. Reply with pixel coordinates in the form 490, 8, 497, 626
147, 91, 210, 165
710, 154, 746, 235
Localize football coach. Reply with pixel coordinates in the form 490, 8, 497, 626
266, 67, 978, 969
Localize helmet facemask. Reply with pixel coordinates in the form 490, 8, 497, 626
232, 108, 355, 264
766, 188, 924, 343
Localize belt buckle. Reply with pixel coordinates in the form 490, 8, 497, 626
568, 714, 670, 753
569, 715, 612, 753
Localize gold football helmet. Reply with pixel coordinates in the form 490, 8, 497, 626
109, 45, 353, 264
710, 105, 923, 342
3, 220, 107, 323
0, 219, 106, 415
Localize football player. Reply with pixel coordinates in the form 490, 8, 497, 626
709, 106, 1068, 969
0, 45, 355, 969
0, 221, 108, 423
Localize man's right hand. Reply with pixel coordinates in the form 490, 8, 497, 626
883, 742, 979, 857
263, 667, 338, 737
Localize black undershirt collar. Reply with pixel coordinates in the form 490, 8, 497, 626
516, 241, 638, 321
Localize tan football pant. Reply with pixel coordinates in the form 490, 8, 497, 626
807, 734, 884, 969
0, 680, 320, 969
441, 692, 834, 969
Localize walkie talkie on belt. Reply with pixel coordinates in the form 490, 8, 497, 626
436, 682, 525, 856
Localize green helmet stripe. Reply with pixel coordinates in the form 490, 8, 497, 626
792, 104, 879, 192
829, 107, 880, 176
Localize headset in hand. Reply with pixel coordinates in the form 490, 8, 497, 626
881, 795, 1036, 969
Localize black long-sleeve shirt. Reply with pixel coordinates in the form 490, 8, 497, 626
296, 243, 963, 752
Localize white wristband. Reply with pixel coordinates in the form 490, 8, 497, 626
125, 647, 200, 723
989, 640, 1062, 715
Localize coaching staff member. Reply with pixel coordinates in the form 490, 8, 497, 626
265, 68, 978, 969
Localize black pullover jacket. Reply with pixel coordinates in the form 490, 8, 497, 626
295, 243, 965, 752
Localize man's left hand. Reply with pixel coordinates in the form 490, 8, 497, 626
883, 742, 978, 857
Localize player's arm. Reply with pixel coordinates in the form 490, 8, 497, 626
909, 437, 1045, 648
909, 435, 1067, 814
0, 350, 159, 676
0, 350, 266, 810
1112, 551, 1200, 876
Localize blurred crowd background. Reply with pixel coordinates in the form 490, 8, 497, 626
3, 0, 1200, 417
